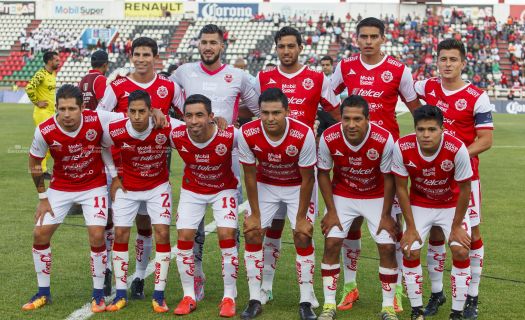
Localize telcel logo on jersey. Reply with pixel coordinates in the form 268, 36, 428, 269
268, 153, 281, 163
352, 88, 384, 98
349, 167, 373, 175
360, 76, 374, 86
288, 96, 306, 105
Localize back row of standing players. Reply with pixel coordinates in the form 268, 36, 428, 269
25, 17, 493, 320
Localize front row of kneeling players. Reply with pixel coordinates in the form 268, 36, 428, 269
25, 85, 473, 320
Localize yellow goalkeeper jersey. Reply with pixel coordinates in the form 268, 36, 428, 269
26, 68, 56, 115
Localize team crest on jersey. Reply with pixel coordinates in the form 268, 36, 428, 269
455, 99, 467, 111
85, 129, 97, 141
157, 86, 168, 99
215, 143, 227, 156
302, 78, 314, 90
155, 133, 167, 145
381, 71, 393, 83
366, 148, 379, 161
224, 74, 233, 83
440, 159, 454, 172
285, 145, 299, 157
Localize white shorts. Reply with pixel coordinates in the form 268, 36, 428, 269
468, 180, 482, 227
176, 188, 239, 230
327, 195, 394, 244
404, 205, 471, 250
40, 186, 109, 226
112, 182, 172, 227
274, 174, 318, 222
105, 170, 147, 215
255, 182, 315, 230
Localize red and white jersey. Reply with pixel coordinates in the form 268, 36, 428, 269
170, 125, 239, 195
171, 62, 260, 124
255, 65, 339, 130
98, 73, 183, 115
414, 77, 494, 179
238, 117, 316, 186
392, 133, 473, 208
30, 110, 122, 192
106, 117, 183, 191
318, 123, 394, 199
331, 54, 417, 140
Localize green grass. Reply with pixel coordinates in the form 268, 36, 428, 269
1, 103, 523, 319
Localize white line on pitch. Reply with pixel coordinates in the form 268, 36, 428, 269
64, 201, 248, 320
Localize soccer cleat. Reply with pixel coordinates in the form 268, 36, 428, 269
91, 297, 106, 313
240, 299, 262, 319
423, 291, 446, 316
462, 295, 478, 320
380, 306, 399, 320
337, 284, 359, 311
105, 297, 127, 312
449, 310, 464, 320
152, 298, 169, 313
299, 302, 317, 320
130, 277, 145, 300
103, 269, 112, 296
219, 297, 236, 317
22, 293, 51, 311
194, 275, 205, 302
411, 307, 425, 320
394, 284, 405, 313
318, 304, 337, 320
260, 289, 273, 305
174, 296, 197, 315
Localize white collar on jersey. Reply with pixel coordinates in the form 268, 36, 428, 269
186, 124, 218, 149
416, 133, 445, 162
340, 123, 371, 152
277, 65, 307, 79
261, 117, 290, 147
440, 80, 471, 97
359, 54, 388, 71
126, 118, 154, 141
53, 113, 84, 138
126, 73, 158, 88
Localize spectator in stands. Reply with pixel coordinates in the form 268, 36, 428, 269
316, 55, 338, 136
507, 90, 515, 101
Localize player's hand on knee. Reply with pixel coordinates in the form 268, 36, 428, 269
110, 177, 126, 202
296, 218, 314, 238
321, 210, 342, 237
244, 214, 261, 235
35, 198, 54, 226
377, 215, 399, 241
449, 225, 471, 249
400, 227, 422, 259
212, 116, 228, 130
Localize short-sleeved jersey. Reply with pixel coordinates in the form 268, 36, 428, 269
255, 65, 339, 130
331, 54, 417, 140
414, 78, 494, 179
107, 117, 182, 191
318, 123, 394, 199
29, 110, 120, 192
171, 62, 260, 124
170, 125, 238, 194
392, 133, 473, 208
98, 73, 183, 115
79, 70, 107, 110
238, 118, 316, 186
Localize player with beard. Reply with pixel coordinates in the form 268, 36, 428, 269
170, 24, 260, 302
98, 37, 182, 300
253, 26, 340, 308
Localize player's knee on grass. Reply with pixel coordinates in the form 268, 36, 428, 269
450, 245, 469, 261
323, 237, 344, 264
217, 227, 237, 240
136, 214, 152, 229
429, 226, 446, 242
87, 226, 106, 247
153, 224, 170, 244
269, 218, 286, 231
470, 225, 482, 242
377, 243, 397, 268
114, 227, 131, 243
349, 215, 364, 233
33, 224, 58, 244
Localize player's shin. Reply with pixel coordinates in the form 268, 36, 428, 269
321, 263, 340, 305
262, 228, 282, 291
244, 243, 263, 301
104, 222, 114, 272
91, 244, 107, 297
379, 266, 398, 308
194, 220, 206, 279
402, 257, 423, 308
176, 240, 195, 299
468, 238, 483, 297
112, 242, 129, 298
342, 230, 361, 286
135, 228, 152, 280
220, 239, 238, 299
451, 259, 471, 312
296, 244, 315, 303
427, 240, 446, 293
153, 243, 171, 302
32, 243, 52, 296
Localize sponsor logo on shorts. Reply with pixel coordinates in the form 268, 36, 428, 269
224, 210, 236, 221
160, 209, 171, 218
94, 209, 106, 220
